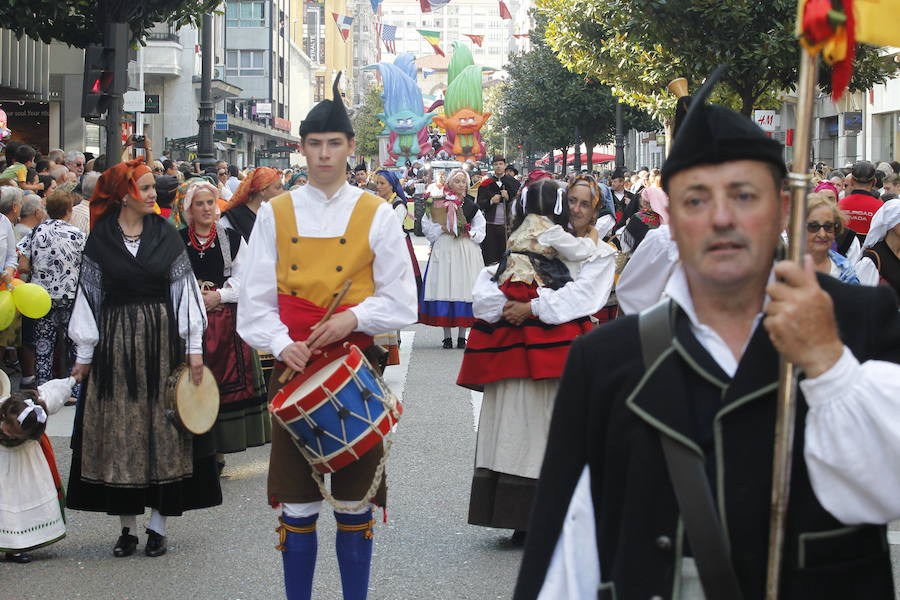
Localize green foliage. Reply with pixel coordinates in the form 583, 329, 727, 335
493, 17, 658, 168
353, 85, 385, 159
0, 0, 219, 48
480, 82, 508, 156
537, 0, 899, 118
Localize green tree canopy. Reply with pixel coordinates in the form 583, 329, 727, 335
352, 85, 385, 160
495, 18, 658, 170
0, 0, 219, 47
537, 0, 899, 118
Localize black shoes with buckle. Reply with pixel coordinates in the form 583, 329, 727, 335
113, 527, 138, 557
144, 529, 167, 557
442, 337, 453, 349
4, 552, 31, 563
457, 337, 466, 349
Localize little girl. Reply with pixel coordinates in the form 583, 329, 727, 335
0, 377, 74, 563
495, 181, 597, 292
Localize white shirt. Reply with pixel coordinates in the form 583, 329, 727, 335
226, 176, 240, 194
219, 184, 233, 202
0, 214, 17, 270
236, 182, 417, 361
68, 240, 207, 362
594, 214, 616, 240
853, 256, 881, 286
616, 224, 679, 315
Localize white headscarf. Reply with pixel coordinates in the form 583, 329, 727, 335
182, 181, 221, 225
862, 199, 900, 248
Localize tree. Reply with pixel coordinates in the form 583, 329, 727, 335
537, 0, 899, 119
494, 18, 658, 171
0, 0, 219, 48
352, 85, 385, 160
480, 82, 508, 158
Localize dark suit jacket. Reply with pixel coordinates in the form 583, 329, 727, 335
476, 174, 521, 223
514, 276, 900, 600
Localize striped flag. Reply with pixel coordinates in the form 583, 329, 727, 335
381, 24, 397, 53
419, 0, 451, 12
464, 34, 484, 47
332, 13, 353, 41
417, 29, 445, 56
498, 0, 512, 19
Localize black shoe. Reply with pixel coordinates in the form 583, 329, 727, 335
113, 527, 138, 557
144, 529, 167, 557
456, 337, 466, 349
4, 552, 31, 563
442, 338, 453, 349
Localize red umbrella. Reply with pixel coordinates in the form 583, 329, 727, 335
568, 152, 615, 165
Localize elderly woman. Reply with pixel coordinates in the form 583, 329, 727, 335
16, 190, 86, 397
856, 199, 900, 302
287, 169, 308, 190
457, 179, 615, 541
0, 186, 24, 371
805, 193, 871, 285
178, 180, 269, 460
220, 167, 284, 242
67, 158, 219, 559
814, 180, 861, 262
419, 168, 486, 349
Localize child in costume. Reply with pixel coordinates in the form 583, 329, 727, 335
0, 377, 75, 563
495, 180, 597, 293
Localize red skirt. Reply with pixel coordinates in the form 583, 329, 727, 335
456, 281, 593, 391
205, 303, 258, 405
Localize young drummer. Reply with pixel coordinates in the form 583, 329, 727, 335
236, 73, 416, 600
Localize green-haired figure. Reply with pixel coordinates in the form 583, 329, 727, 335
433, 43, 491, 162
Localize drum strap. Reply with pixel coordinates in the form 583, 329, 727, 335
219, 226, 233, 278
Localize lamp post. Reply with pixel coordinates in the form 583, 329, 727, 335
615, 100, 625, 169
196, 12, 216, 169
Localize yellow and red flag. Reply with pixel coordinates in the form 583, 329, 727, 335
798, 0, 900, 100
464, 34, 485, 47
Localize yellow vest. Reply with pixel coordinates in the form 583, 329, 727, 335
271, 191, 380, 308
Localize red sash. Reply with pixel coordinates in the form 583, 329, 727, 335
276, 294, 373, 366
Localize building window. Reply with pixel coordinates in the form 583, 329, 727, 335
226, 1, 266, 27
226, 50, 267, 76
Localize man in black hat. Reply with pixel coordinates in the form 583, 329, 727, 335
476, 155, 521, 264
237, 72, 416, 600
838, 160, 884, 241
513, 67, 900, 599
353, 163, 376, 191
609, 166, 636, 225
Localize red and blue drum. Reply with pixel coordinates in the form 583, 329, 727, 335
270, 345, 402, 474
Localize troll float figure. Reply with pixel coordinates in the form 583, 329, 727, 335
366, 54, 436, 166
434, 43, 490, 163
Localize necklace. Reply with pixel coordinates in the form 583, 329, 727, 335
188, 223, 218, 258
117, 222, 142, 243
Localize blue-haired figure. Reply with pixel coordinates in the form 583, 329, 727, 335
366, 54, 436, 165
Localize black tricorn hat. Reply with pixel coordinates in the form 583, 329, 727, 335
661, 65, 786, 189
299, 72, 354, 138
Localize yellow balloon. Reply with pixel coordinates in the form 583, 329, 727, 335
7, 277, 24, 291
0, 290, 14, 330
12, 283, 51, 319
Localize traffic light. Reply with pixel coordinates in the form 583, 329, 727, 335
80, 24, 129, 119
81, 45, 114, 119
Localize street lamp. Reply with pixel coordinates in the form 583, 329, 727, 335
196, 13, 216, 170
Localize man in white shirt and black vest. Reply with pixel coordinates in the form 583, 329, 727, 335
514, 67, 900, 600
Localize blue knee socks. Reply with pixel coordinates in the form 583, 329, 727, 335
334, 511, 375, 600
278, 514, 318, 600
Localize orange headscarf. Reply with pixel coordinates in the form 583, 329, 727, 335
89, 158, 153, 228
228, 167, 281, 206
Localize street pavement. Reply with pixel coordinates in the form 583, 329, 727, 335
4, 235, 900, 599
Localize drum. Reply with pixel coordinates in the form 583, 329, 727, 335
164, 364, 219, 434
270, 345, 402, 474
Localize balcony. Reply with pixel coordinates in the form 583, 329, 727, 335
141, 33, 183, 78
192, 77, 243, 103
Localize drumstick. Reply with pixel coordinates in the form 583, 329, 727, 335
278, 280, 353, 385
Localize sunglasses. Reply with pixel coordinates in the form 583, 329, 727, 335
807, 221, 839, 233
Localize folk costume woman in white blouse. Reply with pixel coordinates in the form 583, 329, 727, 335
66, 159, 219, 559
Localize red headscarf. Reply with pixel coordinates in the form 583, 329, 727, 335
89, 158, 153, 228
229, 167, 281, 206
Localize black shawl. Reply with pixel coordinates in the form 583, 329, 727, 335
223, 204, 257, 242
78, 208, 202, 401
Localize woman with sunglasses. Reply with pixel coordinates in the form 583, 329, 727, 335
805, 193, 873, 285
